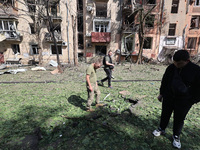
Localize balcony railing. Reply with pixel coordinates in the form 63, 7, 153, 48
0, 31, 21, 41
91, 32, 111, 43
45, 31, 62, 42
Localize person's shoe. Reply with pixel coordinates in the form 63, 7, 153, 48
96, 103, 105, 107
172, 135, 181, 149
100, 81, 104, 86
152, 128, 165, 136
108, 86, 113, 89
86, 108, 95, 112
111, 75, 115, 79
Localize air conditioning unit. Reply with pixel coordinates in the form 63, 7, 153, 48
86, 6, 93, 12
62, 41, 68, 46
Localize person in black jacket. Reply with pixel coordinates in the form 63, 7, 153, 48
153, 50, 200, 149
101, 50, 115, 88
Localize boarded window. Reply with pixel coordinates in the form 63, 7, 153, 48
171, 0, 179, 13
95, 45, 106, 56
51, 45, 62, 55
190, 16, 200, 29
145, 15, 155, 28
96, 2, 107, 17
168, 24, 176, 36
187, 37, 197, 49
11, 44, 20, 54
143, 37, 153, 49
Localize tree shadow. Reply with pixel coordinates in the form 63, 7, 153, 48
0, 102, 199, 150
68, 95, 87, 111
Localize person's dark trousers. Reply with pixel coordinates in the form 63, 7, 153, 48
101, 68, 112, 87
159, 97, 193, 136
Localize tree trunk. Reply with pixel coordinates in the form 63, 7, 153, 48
72, 16, 78, 66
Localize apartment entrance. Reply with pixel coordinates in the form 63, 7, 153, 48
95, 45, 107, 56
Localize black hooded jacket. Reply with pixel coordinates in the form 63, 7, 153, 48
160, 61, 200, 104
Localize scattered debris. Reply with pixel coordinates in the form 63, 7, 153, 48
0, 64, 6, 70
31, 67, 46, 71
0, 69, 27, 75
49, 60, 58, 67
50, 66, 63, 75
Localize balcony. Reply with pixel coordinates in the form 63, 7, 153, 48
91, 32, 111, 43
45, 31, 62, 42
0, 31, 22, 41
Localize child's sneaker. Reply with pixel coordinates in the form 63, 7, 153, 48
152, 128, 165, 136
172, 135, 181, 149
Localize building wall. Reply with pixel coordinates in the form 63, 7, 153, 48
184, 1, 200, 55
84, 0, 121, 62
0, 0, 76, 65
159, 0, 187, 54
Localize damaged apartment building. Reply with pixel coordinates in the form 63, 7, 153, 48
0, 0, 77, 65
158, 0, 200, 63
1, 0, 199, 65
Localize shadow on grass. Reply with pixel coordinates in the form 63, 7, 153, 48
0, 104, 199, 150
68, 95, 87, 111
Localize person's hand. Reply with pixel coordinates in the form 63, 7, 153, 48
89, 86, 93, 91
157, 95, 163, 102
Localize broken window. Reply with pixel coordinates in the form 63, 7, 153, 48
50, 1, 60, 16
146, 0, 156, 4
96, 2, 107, 17
78, 33, 83, 49
143, 37, 153, 49
77, 14, 83, 32
190, 16, 200, 29
145, 15, 155, 28
27, 0, 36, 13
187, 37, 197, 49
195, 0, 200, 6
0, 0, 15, 6
30, 44, 39, 55
11, 44, 20, 54
171, 0, 179, 13
0, 20, 16, 31
95, 22, 109, 32
51, 45, 62, 55
95, 45, 107, 56
77, 0, 83, 11
168, 23, 176, 36
29, 23, 36, 34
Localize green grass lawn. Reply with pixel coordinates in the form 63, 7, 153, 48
0, 63, 199, 150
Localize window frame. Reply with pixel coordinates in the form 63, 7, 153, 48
168, 23, 176, 36
30, 44, 39, 55
171, 0, 179, 14
187, 37, 197, 50
143, 37, 153, 49
50, 44, 62, 55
